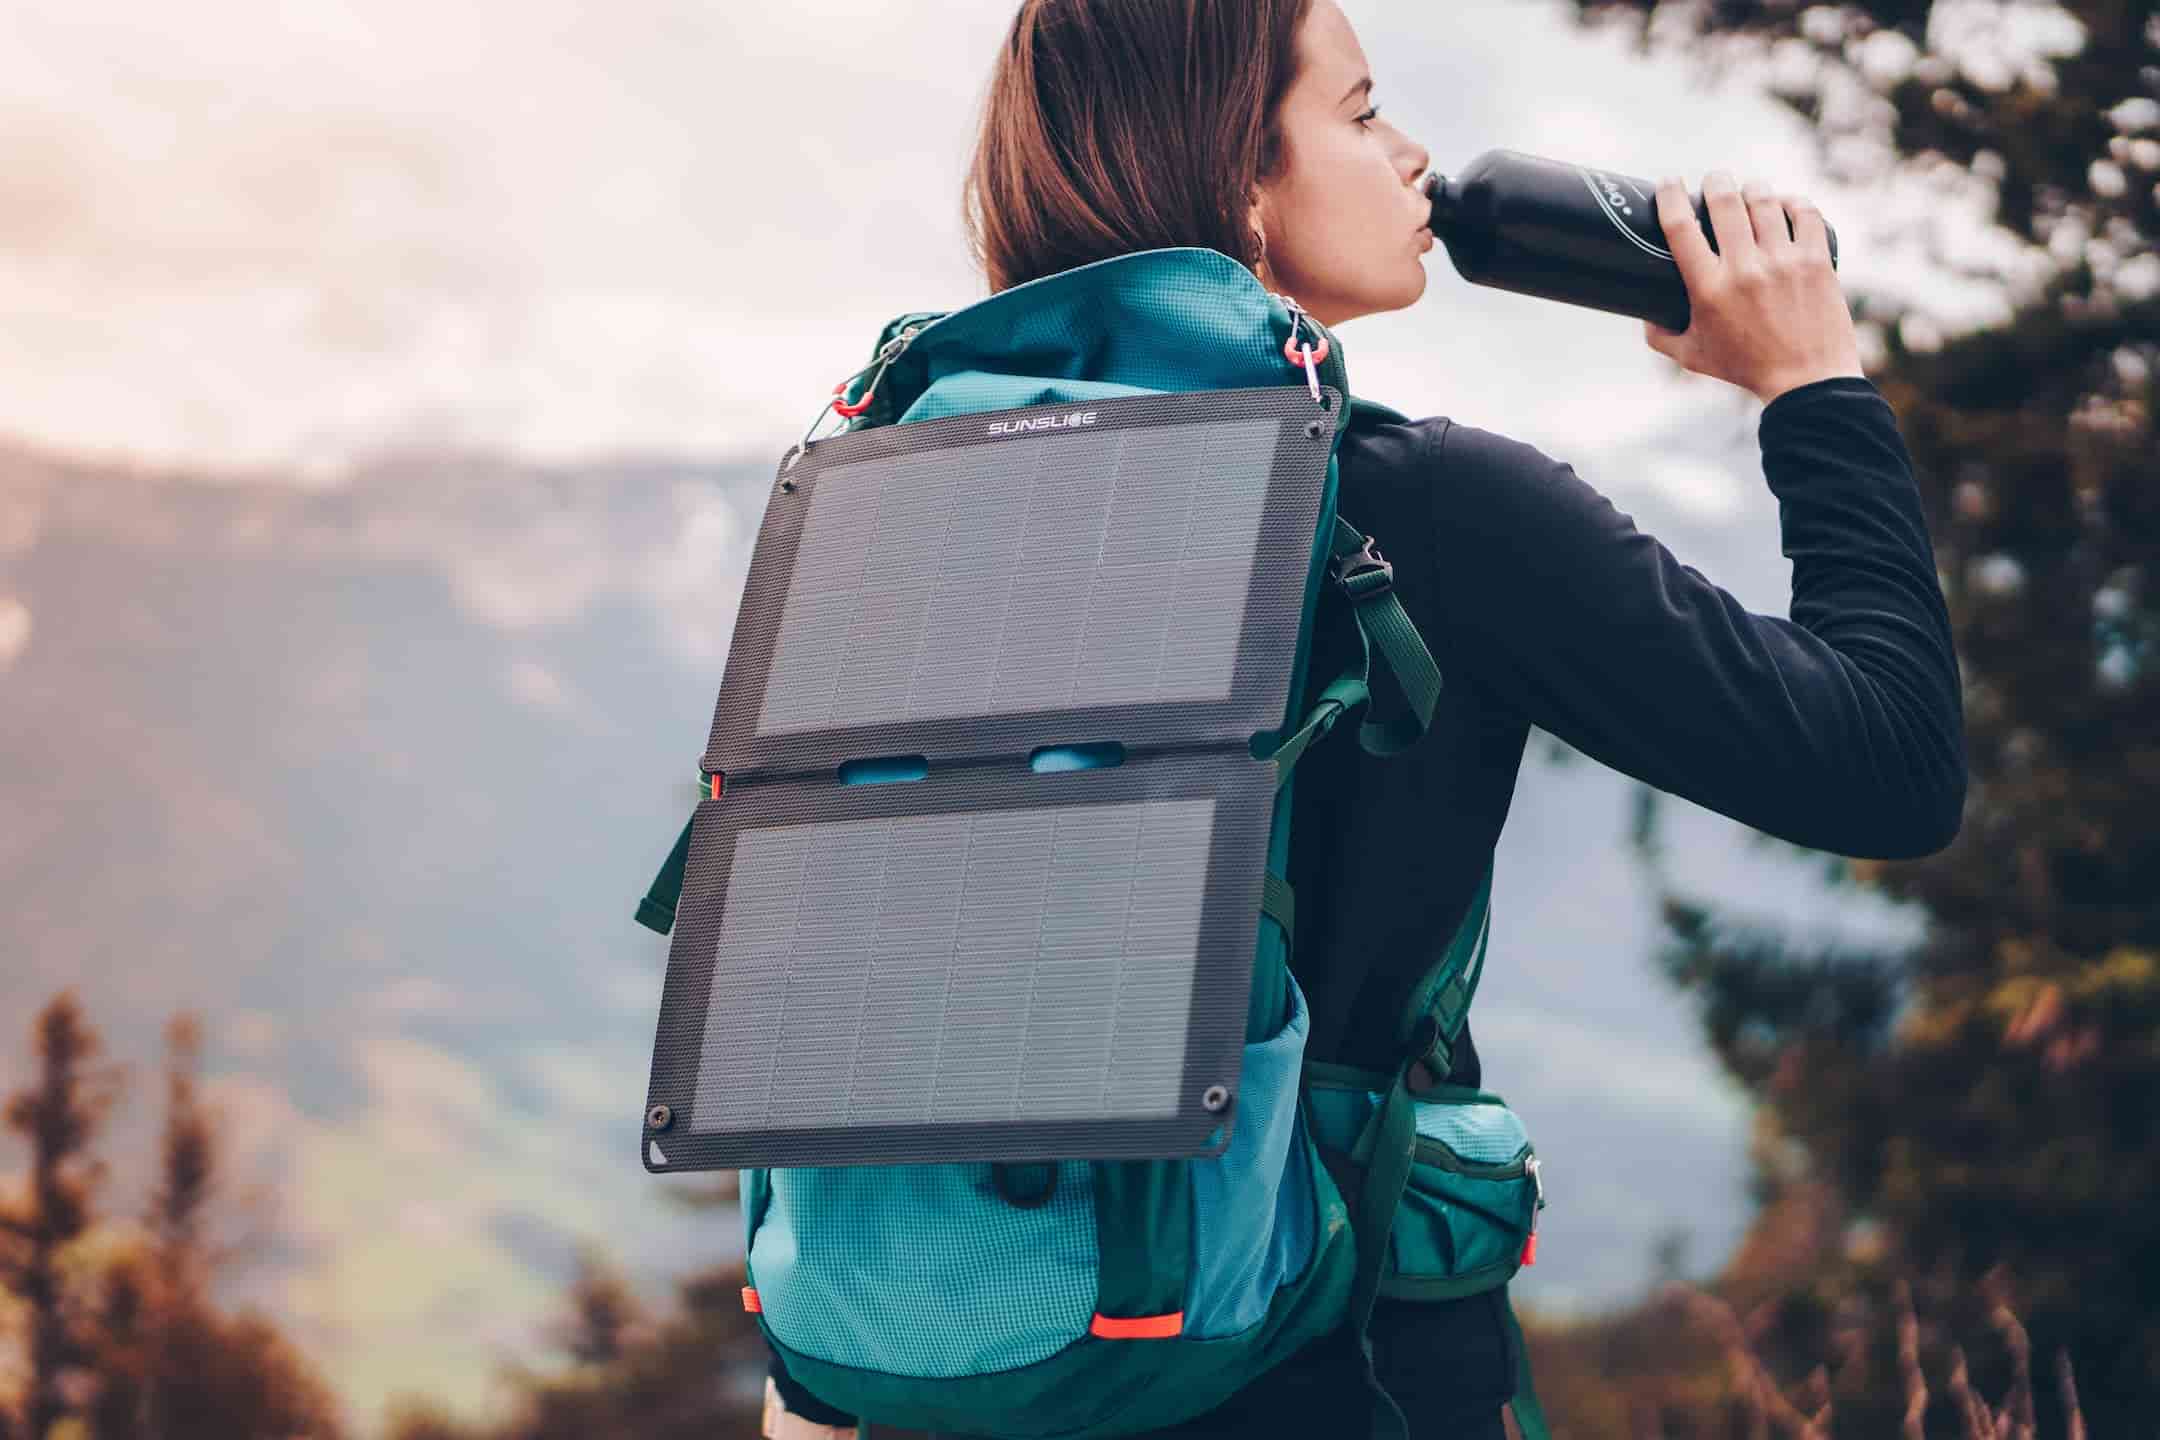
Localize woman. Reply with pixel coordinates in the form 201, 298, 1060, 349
765, 1, 1965, 1436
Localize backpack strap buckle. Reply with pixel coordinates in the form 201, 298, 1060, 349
1330, 532, 1394, 600
1401, 1014, 1452, 1095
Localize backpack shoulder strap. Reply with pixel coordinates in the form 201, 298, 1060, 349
1347, 395, 1412, 427
635, 776, 715, 935
1261, 513, 1444, 782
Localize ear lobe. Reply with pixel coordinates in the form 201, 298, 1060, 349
1246, 196, 1273, 282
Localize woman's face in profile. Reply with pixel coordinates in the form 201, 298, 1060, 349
1256, 0, 1435, 328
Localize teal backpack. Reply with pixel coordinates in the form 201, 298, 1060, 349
636, 247, 1549, 1440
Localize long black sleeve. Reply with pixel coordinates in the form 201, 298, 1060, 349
1414, 376, 1966, 860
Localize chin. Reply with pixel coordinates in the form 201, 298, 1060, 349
1307, 262, 1427, 326
1355, 265, 1429, 321
1397, 263, 1430, 308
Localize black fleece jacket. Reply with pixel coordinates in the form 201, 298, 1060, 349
1289, 374, 1966, 1078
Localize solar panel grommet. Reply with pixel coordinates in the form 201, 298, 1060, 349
647, 1103, 674, 1131
991, 1162, 1059, 1210
1202, 1084, 1231, 1113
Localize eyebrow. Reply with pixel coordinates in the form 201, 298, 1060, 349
1340, 75, 1373, 106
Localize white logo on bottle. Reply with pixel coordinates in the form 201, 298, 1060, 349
1578, 167, 1671, 261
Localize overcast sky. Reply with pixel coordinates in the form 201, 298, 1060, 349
0, 0, 2046, 486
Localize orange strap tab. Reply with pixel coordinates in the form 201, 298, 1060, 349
1520, 1233, 1538, 1266
1089, 1311, 1182, 1340
742, 1286, 763, 1313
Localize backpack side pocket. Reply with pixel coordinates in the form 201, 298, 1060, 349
1387, 1087, 1541, 1300
1304, 1071, 1543, 1302
1183, 970, 1321, 1338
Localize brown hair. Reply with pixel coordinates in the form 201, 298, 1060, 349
963, 0, 1313, 294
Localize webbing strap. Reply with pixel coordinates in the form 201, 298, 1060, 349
1261, 869, 1295, 942
1263, 516, 1443, 788
1347, 1060, 1420, 1440
1394, 857, 1494, 1078
1328, 517, 1443, 759
635, 814, 696, 936
1267, 673, 1371, 787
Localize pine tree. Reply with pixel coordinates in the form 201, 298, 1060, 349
1568, 2, 2158, 1434
85, 1254, 151, 1440
146, 1016, 213, 1310
0, 993, 123, 1440
2, 994, 349, 1440
552, 1243, 647, 1370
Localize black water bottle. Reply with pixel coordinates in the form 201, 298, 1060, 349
1422, 148, 1840, 335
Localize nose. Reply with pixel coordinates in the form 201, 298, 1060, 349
1397, 131, 1431, 189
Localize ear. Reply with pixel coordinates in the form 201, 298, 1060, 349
1246, 192, 1274, 285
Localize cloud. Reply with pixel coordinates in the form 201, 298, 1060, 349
368, 976, 469, 1019
520, 1046, 633, 1123
504, 658, 570, 713
1644, 454, 1746, 523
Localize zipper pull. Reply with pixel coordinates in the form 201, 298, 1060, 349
1520, 1154, 1544, 1266
1275, 293, 1331, 406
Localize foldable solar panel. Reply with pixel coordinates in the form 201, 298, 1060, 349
644, 385, 1339, 1171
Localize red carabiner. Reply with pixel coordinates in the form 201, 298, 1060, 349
1283, 333, 1330, 367
831, 381, 875, 419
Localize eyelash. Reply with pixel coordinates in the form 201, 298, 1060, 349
1355, 104, 1381, 127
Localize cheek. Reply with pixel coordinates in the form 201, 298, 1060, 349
1285, 138, 1404, 258
1270, 146, 1373, 253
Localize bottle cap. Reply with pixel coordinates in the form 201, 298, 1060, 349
1421, 172, 1456, 231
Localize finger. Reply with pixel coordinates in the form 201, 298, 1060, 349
1743, 179, 1791, 251
1701, 170, 1757, 264
1654, 176, 1715, 279
1785, 192, 1830, 263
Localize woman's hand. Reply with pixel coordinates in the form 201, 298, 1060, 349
1644, 171, 1867, 405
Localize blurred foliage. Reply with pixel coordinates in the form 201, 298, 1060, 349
0, 992, 348, 1440
379, 1239, 771, 1440
1565, 1, 2159, 1436
0, 988, 776, 1439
